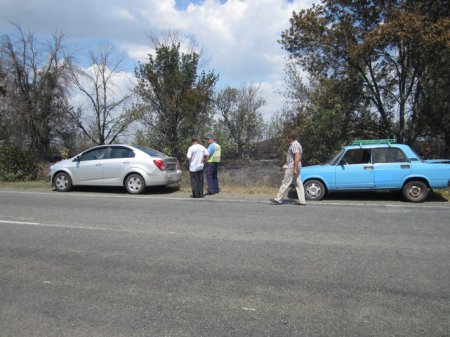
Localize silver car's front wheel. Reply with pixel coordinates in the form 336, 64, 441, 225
54, 172, 72, 192
125, 174, 146, 194
304, 179, 325, 201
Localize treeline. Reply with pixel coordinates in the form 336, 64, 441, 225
277, 0, 450, 164
0, 28, 267, 164
1, 0, 449, 181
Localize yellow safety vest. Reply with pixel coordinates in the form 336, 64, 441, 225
208, 143, 221, 163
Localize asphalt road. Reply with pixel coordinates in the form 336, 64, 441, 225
0, 189, 449, 337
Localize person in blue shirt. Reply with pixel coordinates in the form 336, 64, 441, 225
205, 134, 221, 195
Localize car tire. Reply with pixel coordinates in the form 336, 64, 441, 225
304, 179, 325, 201
402, 180, 429, 202
54, 172, 72, 192
125, 174, 146, 194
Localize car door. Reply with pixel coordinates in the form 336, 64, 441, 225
102, 146, 135, 185
335, 148, 374, 189
373, 147, 411, 188
71, 147, 109, 185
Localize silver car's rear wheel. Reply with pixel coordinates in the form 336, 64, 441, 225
54, 172, 72, 192
125, 174, 146, 194
304, 179, 325, 201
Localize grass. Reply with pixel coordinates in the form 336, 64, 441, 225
0, 179, 49, 189
179, 170, 278, 195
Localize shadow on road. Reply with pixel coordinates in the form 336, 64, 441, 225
63, 184, 181, 195
288, 188, 448, 203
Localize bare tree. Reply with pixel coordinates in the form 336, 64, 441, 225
215, 84, 266, 157
0, 23, 72, 159
68, 43, 136, 145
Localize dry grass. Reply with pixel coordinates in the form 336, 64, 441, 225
0, 179, 49, 189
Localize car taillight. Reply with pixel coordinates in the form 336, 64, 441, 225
153, 159, 166, 171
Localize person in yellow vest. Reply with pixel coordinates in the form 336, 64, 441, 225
205, 134, 221, 195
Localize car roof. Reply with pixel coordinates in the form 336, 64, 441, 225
344, 143, 408, 150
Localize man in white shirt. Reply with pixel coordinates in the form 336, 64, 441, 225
187, 135, 209, 198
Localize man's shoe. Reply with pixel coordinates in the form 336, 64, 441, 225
269, 199, 282, 205
295, 201, 306, 206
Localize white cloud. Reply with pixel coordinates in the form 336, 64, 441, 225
0, 0, 317, 120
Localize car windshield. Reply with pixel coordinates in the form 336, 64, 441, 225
409, 148, 423, 162
136, 146, 168, 158
328, 149, 345, 165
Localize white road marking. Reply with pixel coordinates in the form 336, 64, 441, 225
0, 219, 176, 236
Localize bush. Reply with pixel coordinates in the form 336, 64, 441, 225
0, 145, 40, 181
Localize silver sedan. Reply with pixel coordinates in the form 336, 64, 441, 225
49, 145, 182, 194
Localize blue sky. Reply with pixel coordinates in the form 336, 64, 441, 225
0, 0, 317, 119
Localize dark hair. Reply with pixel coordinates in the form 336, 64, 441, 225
287, 133, 296, 141
191, 135, 199, 142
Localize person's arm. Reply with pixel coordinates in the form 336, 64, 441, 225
208, 143, 215, 156
203, 147, 210, 163
293, 152, 300, 176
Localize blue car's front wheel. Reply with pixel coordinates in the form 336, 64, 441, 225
304, 179, 325, 201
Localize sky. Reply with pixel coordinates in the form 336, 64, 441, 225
0, 0, 317, 119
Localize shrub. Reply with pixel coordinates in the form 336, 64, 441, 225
0, 145, 39, 181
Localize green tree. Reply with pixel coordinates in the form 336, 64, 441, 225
134, 36, 217, 158
280, 0, 450, 153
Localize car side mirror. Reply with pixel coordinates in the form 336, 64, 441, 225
73, 156, 81, 162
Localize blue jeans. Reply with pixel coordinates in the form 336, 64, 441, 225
206, 163, 219, 193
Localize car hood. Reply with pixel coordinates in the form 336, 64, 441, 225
424, 159, 450, 164
302, 164, 329, 170
51, 158, 75, 169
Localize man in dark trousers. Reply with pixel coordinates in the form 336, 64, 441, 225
206, 134, 221, 195
187, 135, 209, 198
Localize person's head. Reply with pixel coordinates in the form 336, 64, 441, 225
192, 135, 200, 143
287, 133, 296, 143
206, 134, 215, 144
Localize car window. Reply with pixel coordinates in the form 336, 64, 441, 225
373, 148, 408, 163
136, 146, 168, 158
342, 149, 372, 165
109, 147, 135, 159
329, 149, 345, 165
80, 147, 108, 161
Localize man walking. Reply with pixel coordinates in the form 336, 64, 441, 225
270, 133, 306, 205
187, 135, 209, 198
206, 134, 221, 195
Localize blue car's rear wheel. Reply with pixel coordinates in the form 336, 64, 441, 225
402, 180, 429, 202
304, 179, 325, 201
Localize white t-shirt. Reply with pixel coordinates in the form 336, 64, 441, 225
187, 143, 209, 172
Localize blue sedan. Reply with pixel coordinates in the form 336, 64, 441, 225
301, 140, 450, 202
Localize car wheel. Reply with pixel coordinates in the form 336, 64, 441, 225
304, 179, 325, 201
54, 172, 72, 192
125, 174, 146, 194
402, 180, 429, 202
